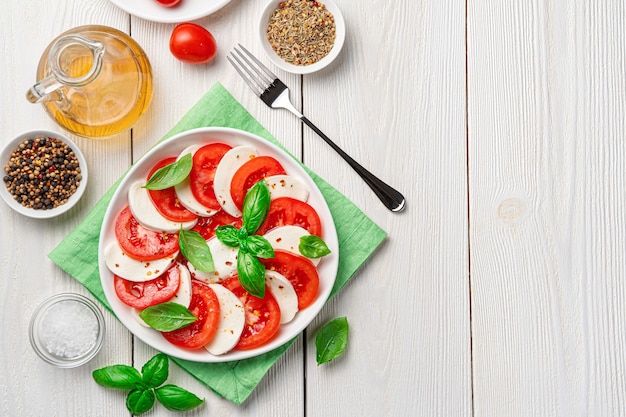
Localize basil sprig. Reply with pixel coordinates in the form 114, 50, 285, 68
143, 153, 192, 190
215, 180, 274, 298
139, 302, 198, 332
93, 353, 204, 415
315, 317, 349, 365
179, 228, 214, 273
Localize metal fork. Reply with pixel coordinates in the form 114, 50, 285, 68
228, 44, 405, 213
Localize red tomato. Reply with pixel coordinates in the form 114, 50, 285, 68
222, 277, 281, 350
114, 264, 181, 309
256, 197, 322, 237
114, 205, 179, 261
155, 0, 182, 6
230, 156, 286, 210
169, 23, 217, 64
162, 280, 220, 349
191, 210, 242, 240
189, 143, 232, 209
261, 250, 319, 310
147, 157, 198, 222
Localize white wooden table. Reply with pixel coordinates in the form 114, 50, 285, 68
1, 0, 624, 416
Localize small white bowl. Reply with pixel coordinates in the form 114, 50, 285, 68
0, 129, 88, 219
259, 0, 346, 75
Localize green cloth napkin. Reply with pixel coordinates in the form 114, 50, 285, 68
48, 82, 387, 405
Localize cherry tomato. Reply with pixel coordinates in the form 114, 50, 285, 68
191, 210, 242, 240
114, 205, 179, 261
169, 23, 217, 64
189, 143, 232, 209
147, 157, 198, 222
155, 0, 182, 6
256, 197, 322, 237
114, 264, 181, 309
162, 280, 221, 349
230, 156, 286, 210
261, 250, 320, 310
222, 277, 281, 350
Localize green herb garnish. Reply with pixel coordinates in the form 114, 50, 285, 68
143, 154, 192, 190
299, 234, 331, 258
93, 353, 204, 415
315, 317, 349, 365
215, 180, 274, 298
139, 302, 198, 332
179, 228, 214, 273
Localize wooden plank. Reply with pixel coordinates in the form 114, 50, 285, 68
304, 1, 472, 416
468, 1, 626, 415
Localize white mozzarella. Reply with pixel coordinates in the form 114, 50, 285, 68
131, 263, 193, 328
265, 270, 298, 324
265, 175, 309, 202
263, 225, 321, 266
170, 263, 193, 307
188, 237, 238, 284
104, 242, 177, 282
174, 145, 219, 217
213, 145, 258, 218
204, 284, 246, 355
127, 181, 198, 233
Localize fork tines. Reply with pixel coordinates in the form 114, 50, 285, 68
228, 44, 279, 98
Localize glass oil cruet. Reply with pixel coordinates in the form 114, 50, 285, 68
26, 25, 153, 138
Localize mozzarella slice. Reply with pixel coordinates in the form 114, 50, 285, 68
263, 225, 321, 266
104, 242, 177, 282
174, 145, 219, 217
127, 181, 198, 233
213, 145, 258, 217
204, 284, 246, 355
187, 237, 238, 284
131, 263, 193, 327
265, 270, 298, 324
265, 175, 309, 202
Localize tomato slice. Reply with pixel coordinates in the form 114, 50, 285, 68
114, 205, 179, 261
189, 143, 232, 210
222, 277, 281, 350
147, 157, 198, 222
256, 197, 322, 237
162, 280, 220, 350
114, 264, 181, 309
230, 156, 286, 210
191, 210, 243, 240
261, 250, 319, 310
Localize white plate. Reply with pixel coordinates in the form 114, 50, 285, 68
107, 0, 232, 23
98, 127, 338, 362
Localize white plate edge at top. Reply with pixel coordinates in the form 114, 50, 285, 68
107, 0, 232, 23
98, 127, 339, 363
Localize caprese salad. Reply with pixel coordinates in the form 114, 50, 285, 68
102, 139, 331, 356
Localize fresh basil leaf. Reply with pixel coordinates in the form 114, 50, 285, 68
242, 180, 271, 234
179, 229, 214, 273
243, 235, 275, 259
139, 302, 198, 332
141, 353, 169, 389
155, 384, 205, 412
299, 235, 331, 259
315, 317, 349, 365
92, 365, 144, 390
143, 153, 192, 190
215, 225, 240, 248
237, 250, 266, 298
126, 388, 155, 415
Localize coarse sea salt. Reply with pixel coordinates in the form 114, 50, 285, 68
38, 300, 99, 359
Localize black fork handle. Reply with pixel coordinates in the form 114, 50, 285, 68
300, 116, 405, 212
